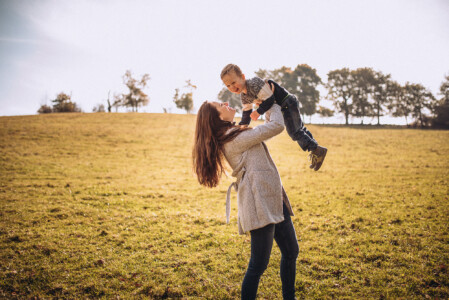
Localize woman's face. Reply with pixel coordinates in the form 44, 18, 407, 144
211, 101, 236, 122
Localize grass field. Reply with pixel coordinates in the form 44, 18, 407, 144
0, 112, 448, 299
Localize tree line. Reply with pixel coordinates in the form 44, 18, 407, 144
218, 65, 449, 128
38, 66, 449, 128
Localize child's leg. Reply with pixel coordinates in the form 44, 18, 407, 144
302, 126, 314, 140
281, 95, 318, 152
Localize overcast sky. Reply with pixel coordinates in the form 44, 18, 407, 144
1, 0, 448, 124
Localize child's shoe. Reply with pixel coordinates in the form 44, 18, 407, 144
309, 146, 327, 171
309, 153, 317, 169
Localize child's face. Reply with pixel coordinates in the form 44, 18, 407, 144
222, 71, 246, 94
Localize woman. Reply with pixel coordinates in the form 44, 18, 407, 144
192, 94, 299, 300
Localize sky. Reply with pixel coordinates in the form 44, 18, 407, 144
1, 0, 448, 124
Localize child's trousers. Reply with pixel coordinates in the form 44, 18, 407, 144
281, 95, 318, 152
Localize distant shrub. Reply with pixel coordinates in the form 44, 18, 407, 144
37, 92, 82, 114
92, 104, 105, 113
38, 105, 53, 114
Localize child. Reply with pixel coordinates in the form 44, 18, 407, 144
220, 63, 327, 171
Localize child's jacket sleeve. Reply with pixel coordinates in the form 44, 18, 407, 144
256, 94, 275, 115
239, 110, 252, 125
239, 92, 276, 125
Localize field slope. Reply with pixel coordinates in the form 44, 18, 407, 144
0, 113, 448, 299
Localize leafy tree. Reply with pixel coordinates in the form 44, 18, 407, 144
432, 74, 449, 128
317, 106, 334, 118
255, 67, 288, 85
173, 80, 196, 113
173, 89, 193, 113
404, 82, 436, 128
326, 68, 355, 125
51, 92, 82, 113
273, 67, 299, 94
432, 98, 449, 128
256, 66, 303, 104
257, 65, 322, 121
440, 74, 449, 102
293, 64, 322, 121
122, 70, 150, 112
387, 81, 412, 125
37, 92, 81, 113
371, 70, 392, 125
352, 68, 375, 124
217, 87, 242, 113
254, 68, 270, 80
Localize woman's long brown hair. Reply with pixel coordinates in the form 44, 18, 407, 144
192, 101, 249, 188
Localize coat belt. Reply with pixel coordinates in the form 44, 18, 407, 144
226, 167, 245, 224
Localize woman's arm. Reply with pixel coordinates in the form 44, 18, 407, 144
226, 104, 284, 154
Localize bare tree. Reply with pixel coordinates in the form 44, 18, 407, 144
106, 91, 112, 113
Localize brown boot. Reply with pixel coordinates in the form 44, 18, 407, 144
309, 145, 327, 171
309, 152, 317, 169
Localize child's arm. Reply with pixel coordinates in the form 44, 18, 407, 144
250, 82, 275, 120
239, 103, 253, 126
239, 110, 252, 125
256, 94, 275, 115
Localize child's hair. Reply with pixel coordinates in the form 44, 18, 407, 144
220, 64, 243, 79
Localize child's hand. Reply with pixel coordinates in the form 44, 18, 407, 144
250, 111, 260, 121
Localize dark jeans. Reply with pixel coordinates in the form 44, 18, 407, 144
281, 95, 317, 152
241, 202, 299, 300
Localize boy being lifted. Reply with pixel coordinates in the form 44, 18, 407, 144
220, 63, 327, 171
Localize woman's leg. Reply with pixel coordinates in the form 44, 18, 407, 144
274, 203, 299, 300
241, 223, 275, 300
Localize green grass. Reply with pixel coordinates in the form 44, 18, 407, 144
0, 112, 448, 299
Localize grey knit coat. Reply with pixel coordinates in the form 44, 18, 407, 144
224, 104, 294, 235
